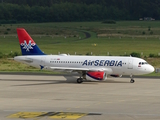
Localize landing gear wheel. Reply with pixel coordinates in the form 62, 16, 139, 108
130, 79, 135, 83
77, 78, 83, 83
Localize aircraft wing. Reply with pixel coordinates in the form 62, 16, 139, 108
50, 67, 112, 73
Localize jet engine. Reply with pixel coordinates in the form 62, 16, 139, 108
86, 71, 107, 81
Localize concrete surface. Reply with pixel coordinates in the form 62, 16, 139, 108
0, 74, 160, 120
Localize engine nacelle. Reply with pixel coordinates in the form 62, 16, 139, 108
86, 71, 107, 81
110, 74, 122, 78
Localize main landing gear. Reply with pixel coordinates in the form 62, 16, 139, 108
130, 75, 135, 83
77, 78, 83, 83
130, 79, 135, 83
77, 72, 86, 83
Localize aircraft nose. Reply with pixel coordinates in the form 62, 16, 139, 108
146, 65, 154, 73
143, 65, 154, 74
150, 65, 155, 73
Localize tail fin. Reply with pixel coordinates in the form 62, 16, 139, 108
17, 28, 45, 55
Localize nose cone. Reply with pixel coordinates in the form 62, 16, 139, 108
145, 65, 154, 74
149, 65, 155, 73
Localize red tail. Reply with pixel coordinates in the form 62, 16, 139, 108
17, 28, 35, 45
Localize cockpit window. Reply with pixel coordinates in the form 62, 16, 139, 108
140, 62, 148, 65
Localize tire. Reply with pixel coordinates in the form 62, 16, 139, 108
77, 78, 83, 83
130, 79, 135, 83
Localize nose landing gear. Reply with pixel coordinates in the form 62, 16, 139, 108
130, 75, 135, 83
130, 79, 135, 83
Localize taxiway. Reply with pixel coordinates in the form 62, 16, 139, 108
0, 74, 160, 120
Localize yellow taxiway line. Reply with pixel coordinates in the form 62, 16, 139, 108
8, 111, 87, 119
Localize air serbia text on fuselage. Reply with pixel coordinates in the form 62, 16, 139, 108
82, 60, 122, 66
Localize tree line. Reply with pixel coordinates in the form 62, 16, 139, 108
0, 0, 160, 23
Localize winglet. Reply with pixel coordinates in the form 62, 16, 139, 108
17, 28, 45, 55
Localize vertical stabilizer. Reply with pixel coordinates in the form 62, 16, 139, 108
17, 28, 45, 55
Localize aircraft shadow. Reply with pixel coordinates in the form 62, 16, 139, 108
0, 76, 129, 86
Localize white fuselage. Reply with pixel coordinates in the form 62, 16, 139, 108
14, 54, 154, 76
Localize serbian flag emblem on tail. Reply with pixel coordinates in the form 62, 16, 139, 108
20, 40, 36, 52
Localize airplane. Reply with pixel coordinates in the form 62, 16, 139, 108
14, 28, 154, 83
